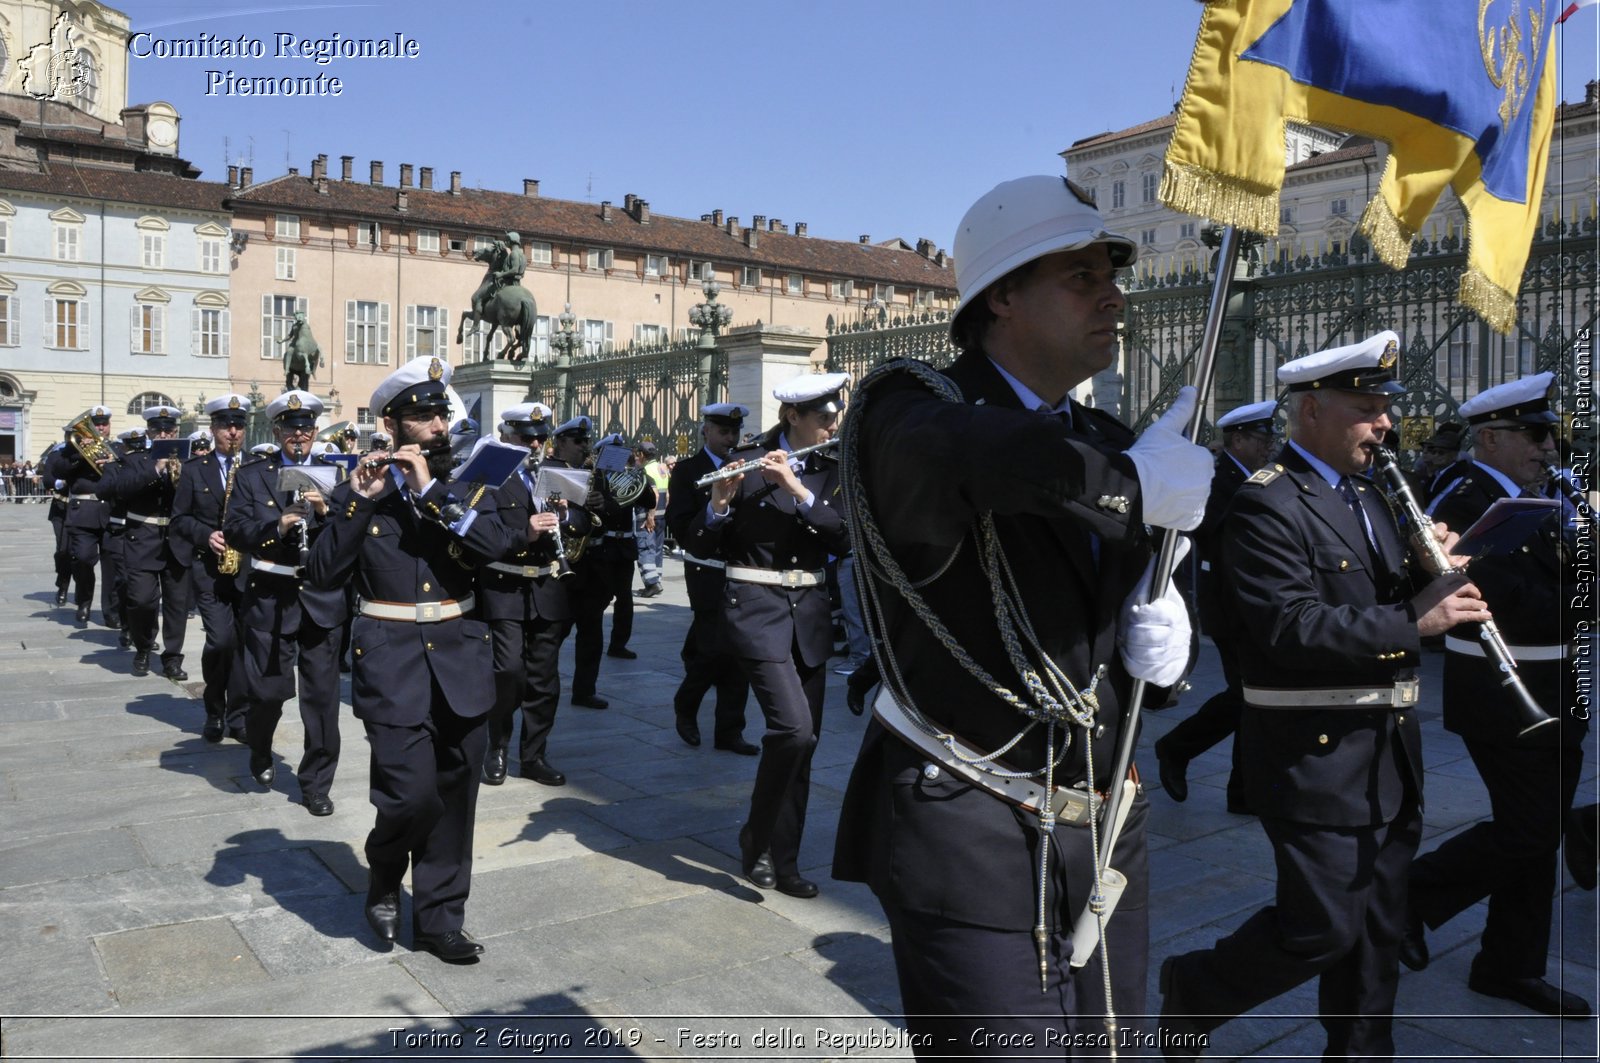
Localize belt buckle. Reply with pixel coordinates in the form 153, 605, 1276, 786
1399, 681, 1418, 705
781, 570, 802, 589
522, 565, 539, 578
417, 602, 439, 622
1051, 786, 1096, 826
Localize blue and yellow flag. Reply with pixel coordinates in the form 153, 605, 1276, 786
1162, 0, 1559, 333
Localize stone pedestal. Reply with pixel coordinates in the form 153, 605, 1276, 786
719, 325, 822, 432
450, 360, 531, 434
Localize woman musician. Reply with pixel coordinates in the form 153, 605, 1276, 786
685, 372, 851, 898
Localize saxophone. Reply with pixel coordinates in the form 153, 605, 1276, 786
216, 455, 242, 575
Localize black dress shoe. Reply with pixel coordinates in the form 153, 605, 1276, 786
715, 738, 760, 756
1154, 739, 1189, 803
163, 662, 189, 682
203, 716, 225, 743
674, 715, 702, 748
1399, 909, 1429, 971
131, 652, 150, 677
739, 826, 777, 889
74, 603, 90, 624
117, 631, 132, 649
519, 756, 566, 786
54, 590, 68, 607
1468, 971, 1591, 1017
605, 646, 637, 659
412, 928, 484, 963
226, 725, 249, 744
365, 879, 400, 942
776, 874, 819, 898
482, 747, 508, 785
571, 693, 609, 710
302, 793, 334, 816
249, 753, 275, 787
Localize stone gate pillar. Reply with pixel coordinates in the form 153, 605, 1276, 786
719, 325, 822, 433
450, 360, 531, 435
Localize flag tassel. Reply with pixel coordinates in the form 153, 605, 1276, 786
1159, 162, 1281, 238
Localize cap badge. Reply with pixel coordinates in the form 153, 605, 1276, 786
228, 396, 241, 409
1379, 339, 1398, 370
428, 358, 444, 382
287, 394, 302, 411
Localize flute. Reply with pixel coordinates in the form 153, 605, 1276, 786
1373, 446, 1556, 740
694, 438, 839, 487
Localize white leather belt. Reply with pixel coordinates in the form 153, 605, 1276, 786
726, 565, 825, 588
69, 493, 99, 502
108, 516, 126, 526
1245, 680, 1420, 709
873, 686, 1101, 825
683, 552, 725, 570
602, 530, 633, 538
487, 560, 561, 579
126, 512, 169, 526
251, 558, 301, 577
1445, 636, 1567, 661
360, 595, 473, 622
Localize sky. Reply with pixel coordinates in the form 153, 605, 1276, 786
122, 0, 1599, 253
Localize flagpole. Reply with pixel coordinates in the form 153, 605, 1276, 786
1098, 224, 1244, 871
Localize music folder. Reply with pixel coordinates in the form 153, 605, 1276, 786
452, 437, 531, 489
1451, 496, 1562, 557
276, 464, 341, 496
147, 438, 193, 461
533, 465, 591, 501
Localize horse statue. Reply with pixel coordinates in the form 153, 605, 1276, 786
281, 311, 321, 391
458, 242, 537, 364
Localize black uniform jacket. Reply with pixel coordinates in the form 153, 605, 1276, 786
1222, 445, 1424, 827
666, 448, 728, 611
47, 445, 109, 531
831, 351, 1154, 928
1430, 461, 1586, 747
475, 466, 592, 624
684, 426, 848, 667
306, 474, 510, 726
170, 451, 246, 590
96, 451, 177, 571
1194, 451, 1250, 633
223, 455, 348, 631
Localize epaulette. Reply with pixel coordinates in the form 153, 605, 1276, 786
1243, 464, 1283, 487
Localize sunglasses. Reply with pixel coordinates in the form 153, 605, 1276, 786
1495, 424, 1555, 444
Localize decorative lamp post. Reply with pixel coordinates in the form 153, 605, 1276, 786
689, 278, 733, 350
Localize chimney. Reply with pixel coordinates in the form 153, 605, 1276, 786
796, 222, 807, 237
637, 199, 650, 225
769, 218, 782, 232
752, 214, 766, 230
623, 193, 637, 211
396, 190, 408, 213
399, 163, 413, 188
310, 155, 325, 181
745, 226, 758, 249
450, 170, 462, 195
916, 237, 933, 258
523, 178, 539, 196
287, 167, 299, 176
712, 209, 724, 226
340, 155, 353, 181
1588, 78, 1598, 104
419, 166, 433, 190
600, 200, 613, 222
316, 176, 328, 195
240, 166, 253, 186
369, 160, 383, 185
227, 164, 238, 187
859, 234, 870, 244
726, 216, 739, 236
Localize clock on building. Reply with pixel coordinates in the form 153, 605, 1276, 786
146, 116, 176, 152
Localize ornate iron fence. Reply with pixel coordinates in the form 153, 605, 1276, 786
822, 309, 958, 394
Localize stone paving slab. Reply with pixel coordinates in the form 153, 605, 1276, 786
95, 917, 272, 1009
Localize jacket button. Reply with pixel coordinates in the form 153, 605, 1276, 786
1397, 714, 1406, 723
922, 763, 941, 781
425, 642, 435, 651
422, 581, 431, 592
354, 648, 362, 657
1317, 734, 1329, 744
1339, 559, 1348, 570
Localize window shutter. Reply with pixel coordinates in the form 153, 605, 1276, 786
191, 306, 200, 354
345, 299, 356, 358
405, 304, 416, 358
79, 300, 89, 349
438, 309, 447, 359
129, 304, 139, 352
261, 295, 273, 359
379, 302, 390, 362
219, 310, 231, 357
152, 307, 164, 354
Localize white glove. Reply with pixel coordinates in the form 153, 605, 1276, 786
1119, 535, 1193, 687
1125, 386, 1213, 532
53, 479, 65, 491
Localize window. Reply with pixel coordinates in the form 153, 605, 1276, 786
357, 222, 382, 248
634, 323, 669, 346
472, 236, 495, 253
786, 273, 803, 295
585, 247, 613, 271
130, 303, 165, 354
1280, 205, 1295, 225
0, 220, 9, 255
346, 300, 390, 364
260, 294, 307, 359
141, 231, 164, 268
200, 236, 223, 273
1142, 172, 1159, 203
529, 315, 552, 360
1179, 222, 1197, 239
644, 254, 667, 277
47, 283, 89, 350
1330, 198, 1349, 217
528, 240, 552, 266
74, 49, 98, 109
462, 326, 506, 362
275, 214, 300, 240
1141, 229, 1158, 246
831, 279, 854, 299
449, 237, 467, 253
0, 292, 16, 345
740, 266, 761, 289
406, 305, 448, 359
1111, 181, 1125, 210
192, 305, 229, 358
356, 406, 372, 426
691, 260, 715, 282
54, 222, 80, 261
580, 319, 612, 356
416, 228, 440, 252
127, 392, 175, 415
275, 246, 296, 280
873, 283, 896, 303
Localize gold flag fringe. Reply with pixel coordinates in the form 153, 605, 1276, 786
1159, 163, 1280, 236
1356, 196, 1414, 271
1459, 266, 1516, 335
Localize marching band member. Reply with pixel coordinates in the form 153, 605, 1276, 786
44, 406, 115, 623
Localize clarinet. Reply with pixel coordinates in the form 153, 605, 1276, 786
1373, 447, 1557, 740
1545, 462, 1591, 517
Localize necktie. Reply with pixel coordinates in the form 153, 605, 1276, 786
1339, 478, 1379, 560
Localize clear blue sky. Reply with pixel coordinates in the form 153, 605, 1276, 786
126, 1, 1598, 251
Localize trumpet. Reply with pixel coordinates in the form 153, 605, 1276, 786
1373, 446, 1557, 741
694, 438, 839, 487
